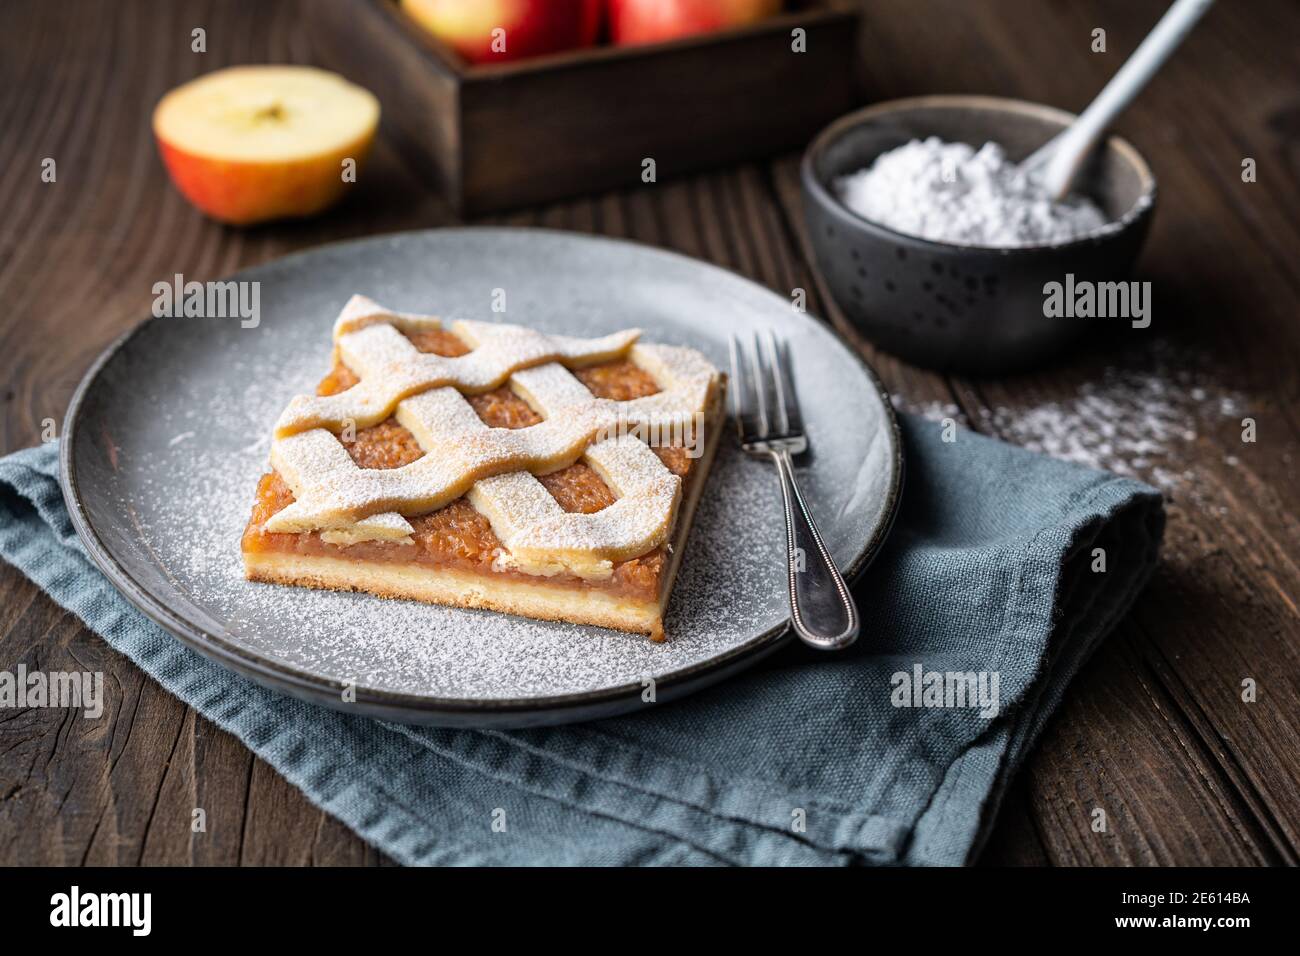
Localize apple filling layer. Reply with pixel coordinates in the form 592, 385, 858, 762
241, 325, 703, 607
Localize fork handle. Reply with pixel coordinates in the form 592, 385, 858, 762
771, 448, 860, 651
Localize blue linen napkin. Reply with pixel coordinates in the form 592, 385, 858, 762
0, 415, 1162, 865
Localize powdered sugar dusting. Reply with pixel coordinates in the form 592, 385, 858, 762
275, 312, 640, 437
90, 228, 898, 709
895, 344, 1246, 494
264, 307, 718, 575
143, 412, 781, 698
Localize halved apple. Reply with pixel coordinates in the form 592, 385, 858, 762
153, 66, 380, 226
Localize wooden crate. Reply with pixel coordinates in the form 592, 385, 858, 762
311, 1, 860, 215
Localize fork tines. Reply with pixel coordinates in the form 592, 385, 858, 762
729, 331, 805, 446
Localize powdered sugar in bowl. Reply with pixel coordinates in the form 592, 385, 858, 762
801, 95, 1156, 373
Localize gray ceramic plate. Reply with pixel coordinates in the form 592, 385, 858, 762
60, 228, 903, 727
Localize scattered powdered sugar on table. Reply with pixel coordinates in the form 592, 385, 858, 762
895, 345, 1247, 495
836, 137, 1111, 248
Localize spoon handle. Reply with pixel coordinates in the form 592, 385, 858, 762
1036, 0, 1215, 199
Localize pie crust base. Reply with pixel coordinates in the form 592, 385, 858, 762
242, 552, 666, 636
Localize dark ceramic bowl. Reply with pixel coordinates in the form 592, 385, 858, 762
802, 95, 1157, 373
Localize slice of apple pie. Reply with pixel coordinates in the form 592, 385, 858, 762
241, 295, 725, 640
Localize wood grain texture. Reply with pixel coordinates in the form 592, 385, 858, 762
310, 0, 857, 214
0, 0, 1296, 866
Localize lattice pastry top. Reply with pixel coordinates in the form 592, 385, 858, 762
264, 296, 722, 580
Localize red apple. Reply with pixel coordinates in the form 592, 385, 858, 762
401, 0, 602, 64
609, 0, 784, 46
153, 66, 380, 226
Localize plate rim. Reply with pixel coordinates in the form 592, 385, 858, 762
59, 226, 905, 725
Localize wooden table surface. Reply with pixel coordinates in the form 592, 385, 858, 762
1, 0, 1296, 866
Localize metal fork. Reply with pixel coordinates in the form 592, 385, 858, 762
729, 332, 859, 651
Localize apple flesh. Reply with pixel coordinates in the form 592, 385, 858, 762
401, 0, 602, 64
153, 66, 380, 226
609, 0, 784, 46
